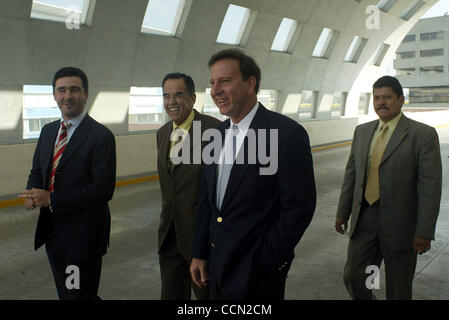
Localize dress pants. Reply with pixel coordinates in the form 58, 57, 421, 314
46, 245, 102, 300
159, 223, 209, 300
343, 200, 417, 300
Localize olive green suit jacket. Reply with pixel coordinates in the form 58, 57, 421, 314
337, 114, 442, 250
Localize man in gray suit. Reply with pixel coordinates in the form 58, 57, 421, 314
335, 76, 442, 300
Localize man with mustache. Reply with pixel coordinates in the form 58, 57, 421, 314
21, 67, 116, 299
335, 76, 442, 299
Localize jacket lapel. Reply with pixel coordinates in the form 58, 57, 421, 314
380, 115, 410, 166
43, 121, 61, 188
159, 123, 173, 179
361, 120, 378, 177
57, 114, 90, 170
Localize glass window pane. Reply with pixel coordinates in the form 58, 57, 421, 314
203, 89, 228, 121
257, 90, 276, 111
271, 18, 297, 52
397, 51, 415, 59
420, 66, 444, 74
409, 87, 449, 104
299, 91, 313, 119
216, 4, 251, 45
402, 34, 416, 42
420, 49, 444, 57
396, 68, 416, 75
128, 87, 164, 131
23, 85, 60, 139
141, 0, 186, 36
331, 92, 342, 117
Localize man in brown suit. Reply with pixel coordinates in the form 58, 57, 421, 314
157, 73, 220, 300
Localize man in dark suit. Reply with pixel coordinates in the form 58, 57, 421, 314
335, 76, 442, 299
157, 73, 220, 300
20, 67, 116, 300
190, 49, 316, 299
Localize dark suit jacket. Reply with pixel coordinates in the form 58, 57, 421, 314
157, 110, 221, 260
192, 104, 316, 299
337, 114, 442, 250
27, 114, 116, 262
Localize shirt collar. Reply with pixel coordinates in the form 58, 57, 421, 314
379, 111, 402, 131
172, 108, 195, 132
61, 110, 86, 128
229, 102, 259, 133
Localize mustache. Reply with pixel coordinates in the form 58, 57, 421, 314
376, 105, 389, 110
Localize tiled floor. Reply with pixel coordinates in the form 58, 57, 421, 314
0, 126, 447, 300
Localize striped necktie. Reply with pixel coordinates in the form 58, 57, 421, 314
48, 121, 72, 192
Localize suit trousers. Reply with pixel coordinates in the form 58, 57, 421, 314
343, 201, 417, 300
159, 223, 209, 300
247, 272, 286, 300
46, 245, 102, 300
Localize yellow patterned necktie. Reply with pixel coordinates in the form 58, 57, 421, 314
168, 128, 183, 175
365, 124, 388, 205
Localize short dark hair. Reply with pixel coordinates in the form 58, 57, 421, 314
162, 72, 196, 97
52, 67, 88, 93
208, 49, 261, 94
373, 76, 403, 98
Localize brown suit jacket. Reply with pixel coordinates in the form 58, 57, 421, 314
157, 109, 221, 259
337, 115, 442, 250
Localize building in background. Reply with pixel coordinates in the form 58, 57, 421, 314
394, 15, 449, 109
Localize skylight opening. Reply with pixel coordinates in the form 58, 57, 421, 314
216, 4, 251, 45
141, 0, 186, 36
376, 0, 398, 13
344, 36, 367, 63
400, 0, 425, 21
271, 18, 298, 52
30, 0, 90, 25
312, 28, 334, 58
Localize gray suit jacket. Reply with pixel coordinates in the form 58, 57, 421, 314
337, 114, 442, 250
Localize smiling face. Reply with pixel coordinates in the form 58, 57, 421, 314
53, 76, 88, 120
209, 58, 257, 124
163, 78, 195, 126
373, 86, 404, 122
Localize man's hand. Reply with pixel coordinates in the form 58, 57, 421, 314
414, 236, 431, 255
19, 188, 50, 208
190, 258, 209, 288
335, 218, 348, 234
24, 198, 36, 210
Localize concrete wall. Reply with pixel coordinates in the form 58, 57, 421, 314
0, 0, 439, 197
0, 132, 157, 198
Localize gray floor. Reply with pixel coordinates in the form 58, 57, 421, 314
1, 126, 448, 300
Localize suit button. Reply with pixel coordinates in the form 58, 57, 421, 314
217, 217, 223, 223
211, 243, 215, 248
